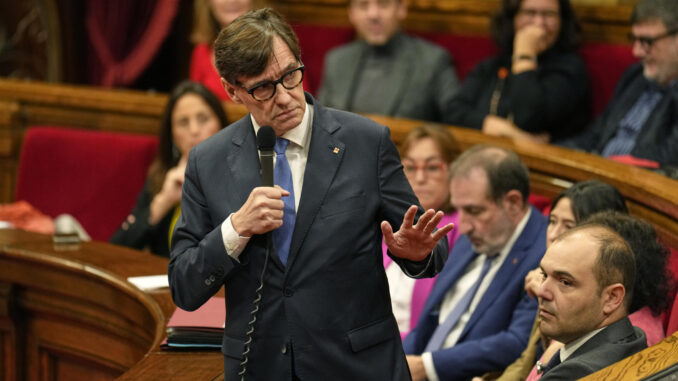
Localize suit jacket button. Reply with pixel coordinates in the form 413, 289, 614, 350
281, 344, 288, 354
204, 279, 212, 286
283, 287, 294, 297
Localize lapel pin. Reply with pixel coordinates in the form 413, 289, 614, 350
333, 147, 340, 154
512, 258, 518, 265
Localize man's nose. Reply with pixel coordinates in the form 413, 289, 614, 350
456, 212, 472, 235
273, 82, 293, 104
366, 3, 381, 19
631, 40, 647, 59
536, 278, 551, 300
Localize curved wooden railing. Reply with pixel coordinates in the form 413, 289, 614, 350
0, 229, 172, 380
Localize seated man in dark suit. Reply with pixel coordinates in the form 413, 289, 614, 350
535, 222, 647, 380
562, 0, 678, 167
403, 145, 547, 380
317, 0, 459, 122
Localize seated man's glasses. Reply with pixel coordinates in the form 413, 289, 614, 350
402, 160, 447, 178
239, 65, 305, 102
628, 28, 678, 51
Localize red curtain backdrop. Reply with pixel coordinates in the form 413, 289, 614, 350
86, 0, 179, 87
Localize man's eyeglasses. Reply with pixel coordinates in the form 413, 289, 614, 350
402, 160, 447, 178
628, 28, 678, 51
239, 65, 305, 102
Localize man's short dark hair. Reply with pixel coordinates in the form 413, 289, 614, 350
631, 0, 678, 31
449, 145, 529, 204
559, 224, 636, 310
582, 212, 674, 316
214, 8, 301, 85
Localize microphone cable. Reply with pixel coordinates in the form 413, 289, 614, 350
238, 235, 271, 381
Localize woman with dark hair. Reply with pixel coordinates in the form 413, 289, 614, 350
111, 81, 228, 257
445, 0, 591, 143
385, 125, 460, 338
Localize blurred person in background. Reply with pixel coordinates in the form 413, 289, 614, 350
445, 0, 591, 143
189, 0, 258, 99
111, 81, 228, 256
385, 125, 460, 338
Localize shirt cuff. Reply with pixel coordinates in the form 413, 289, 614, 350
422, 352, 439, 381
401, 252, 433, 278
221, 214, 250, 260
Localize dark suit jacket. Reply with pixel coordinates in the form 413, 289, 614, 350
110, 179, 174, 257
541, 317, 647, 380
562, 63, 678, 166
317, 32, 459, 122
168, 93, 449, 380
403, 207, 547, 380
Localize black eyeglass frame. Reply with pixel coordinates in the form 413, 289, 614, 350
628, 28, 678, 51
238, 65, 305, 102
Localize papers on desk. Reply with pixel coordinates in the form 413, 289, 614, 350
161, 296, 225, 350
127, 275, 169, 291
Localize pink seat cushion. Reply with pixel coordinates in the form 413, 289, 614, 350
15, 126, 158, 241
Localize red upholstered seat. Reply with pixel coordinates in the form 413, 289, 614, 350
15, 126, 158, 241
292, 24, 356, 96
578, 43, 637, 117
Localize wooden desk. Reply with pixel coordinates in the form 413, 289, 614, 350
0, 229, 171, 380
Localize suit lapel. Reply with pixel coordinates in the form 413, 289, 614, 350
286, 100, 344, 270
381, 38, 413, 116
226, 118, 262, 207
459, 209, 540, 338
226, 117, 285, 268
424, 238, 477, 314
337, 44, 366, 110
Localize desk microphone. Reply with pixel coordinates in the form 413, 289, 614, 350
240, 125, 276, 380
257, 125, 275, 187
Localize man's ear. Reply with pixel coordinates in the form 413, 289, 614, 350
222, 78, 242, 104
601, 283, 626, 315
502, 189, 524, 215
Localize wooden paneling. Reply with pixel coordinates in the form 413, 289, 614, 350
0, 229, 170, 381
273, 0, 634, 43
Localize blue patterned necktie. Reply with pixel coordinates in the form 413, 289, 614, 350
273, 137, 296, 266
425, 254, 495, 352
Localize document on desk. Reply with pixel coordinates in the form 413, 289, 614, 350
162, 296, 225, 350
127, 274, 169, 291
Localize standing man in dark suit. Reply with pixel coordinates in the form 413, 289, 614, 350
317, 0, 459, 122
562, 0, 678, 167
168, 8, 454, 380
403, 145, 547, 380
536, 223, 646, 380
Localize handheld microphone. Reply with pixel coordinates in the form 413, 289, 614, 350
257, 126, 276, 187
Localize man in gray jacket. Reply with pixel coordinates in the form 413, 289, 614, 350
317, 0, 459, 122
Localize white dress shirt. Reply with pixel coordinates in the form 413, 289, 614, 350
423, 208, 532, 381
220, 104, 314, 258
